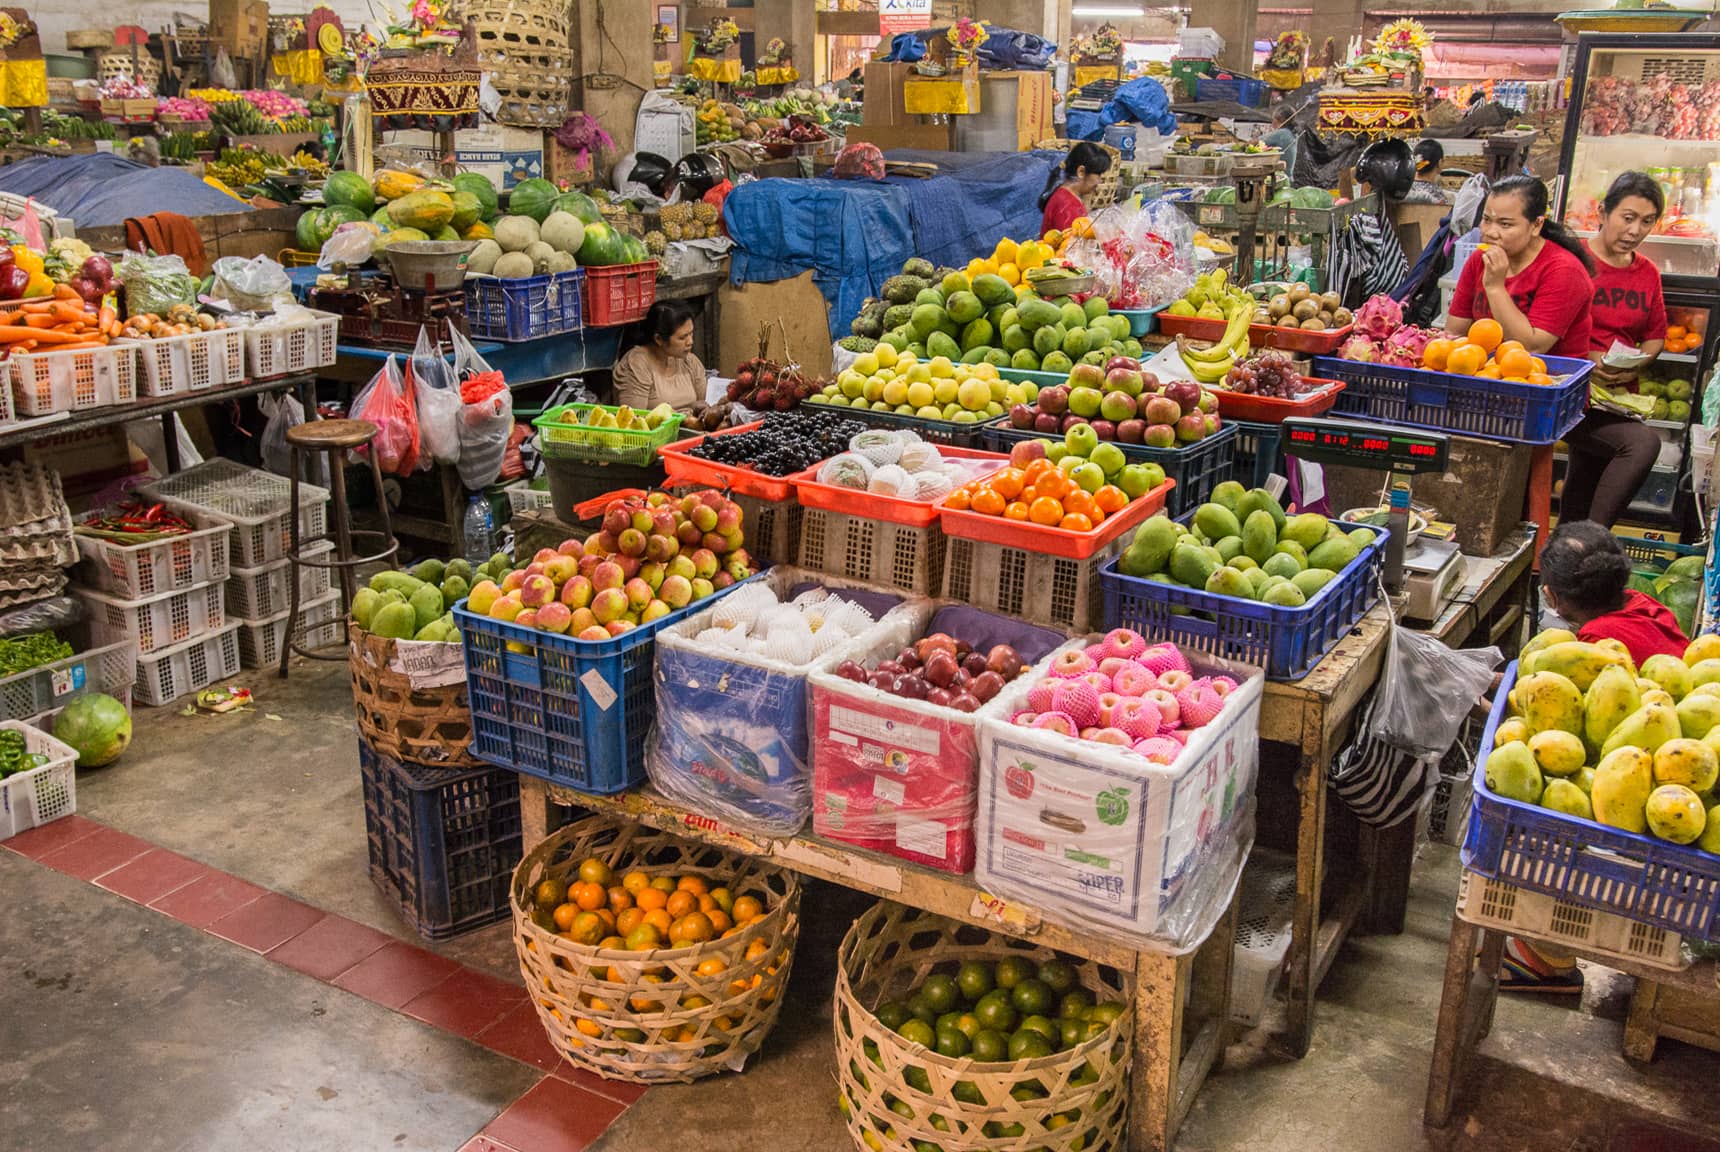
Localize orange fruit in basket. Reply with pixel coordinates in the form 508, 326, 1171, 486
1029, 497, 1064, 525
1004, 501, 1030, 521
1060, 512, 1094, 531
1421, 338, 1454, 370
697, 956, 729, 978
707, 909, 733, 934
1668, 325, 1688, 341
617, 906, 645, 936
578, 858, 615, 887
972, 488, 1007, 516
609, 886, 634, 912
671, 912, 715, 945
1468, 318, 1503, 352
570, 911, 607, 946
677, 875, 709, 896
1527, 371, 1553, 386
1494, 339, 1525, 362
946, 487, 971, 511
1530, 356, 1547, 374
593, 907, 617, 931
1023, 458, 1056, 484
1446, 343, 1487, 376
990, 468, 1025, 500
574, 882, 607, 911
733, 895, 765, 921
1496, 347, 1534, 379
644, 908, 673, 936
1035, 471, 1069, 500
553, 903, 579, 931
1094, 484, 1129, 515
1062, 489, 1097, 520
667, 890, 698, 919
622, 870, 651, 895
1478, 364, 1502, 379
636, 886, 668, 912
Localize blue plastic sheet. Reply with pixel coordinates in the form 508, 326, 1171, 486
724, 150, 1058, 337
978, 29, 1057, 70
1068, 77, 1178, 142
0, 154, 251, 229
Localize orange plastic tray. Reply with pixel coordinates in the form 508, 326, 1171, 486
789, 446, 1011, 529
1214, 378, 1346, 423
937, 477, 1175, 560
657, 422, 804, 501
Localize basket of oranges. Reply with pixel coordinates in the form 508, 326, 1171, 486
1313, 318, 1592, 445
834, 900, 1131, 1152
513, 814, 800, 1083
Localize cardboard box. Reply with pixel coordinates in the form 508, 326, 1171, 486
384, 125, 546, 189
844, 121, 956, 152
904, 64, 980, 116
1317, 433, 1531, 556
863, 61, 914, 126
210, 0, 269, 57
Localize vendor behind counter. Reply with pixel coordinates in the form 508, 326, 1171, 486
610, 299, 705, 414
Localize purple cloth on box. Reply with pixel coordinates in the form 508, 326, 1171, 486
926, 605, 1065, 666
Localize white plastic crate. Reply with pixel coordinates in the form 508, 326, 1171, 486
943, 535, 1123, 632
138, 459, 331, 568
7, 343, 138, 416
76, 580, 226, 657
73, 518, 231, 600
236, 589, 344, 668
797, 505, 943, 594
1455, 870, 1686, 972
225, 542, 334, 622
736, 493, 803, 568
0, 720, 78, 841
134, 623, 241, 707
121, 327, 247, 397
1230, 849, 1296, 1027
0, 640, 137, 724
240, 311, 340, 379
1693, 423, 1715, 502
503, 479, 555, 516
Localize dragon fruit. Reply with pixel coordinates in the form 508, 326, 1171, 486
1354, 294, 1404, 342
1338, 333, 1379, 362
1382, 325, 1434, 368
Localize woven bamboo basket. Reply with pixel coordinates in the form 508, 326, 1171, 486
348, 623, 478, 768
99, 50, 162, 90
1035, 138, 1123, 211
471, 0, 573, 128
513, 815, 801, 1083
601, 203, 644, 237
834, 902, 1131, 1152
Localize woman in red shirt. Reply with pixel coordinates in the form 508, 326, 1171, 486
1447, 175, 1594, 359
1561, 172, 1668, 526
1039, 142, 1112, 237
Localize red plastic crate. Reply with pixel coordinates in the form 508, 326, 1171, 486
1214, 378, 1346, 423
937, 478, 1174, 561
583, 261, 659, 327
789, 446, 1010, 529
1157, 312, 1354, 355
658, 422, 799, 501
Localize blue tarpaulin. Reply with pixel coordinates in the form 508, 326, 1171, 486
723, 150, 1059, 337
0, 155, 252, 229
1068, 77, 1177, 142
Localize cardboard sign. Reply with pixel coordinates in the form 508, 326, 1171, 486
879, 0, 931, 36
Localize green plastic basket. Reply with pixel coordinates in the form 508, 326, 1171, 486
532, 403, 685, 467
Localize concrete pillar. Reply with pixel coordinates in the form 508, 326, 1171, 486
1188, 0, 1258, 72
1310, 0, 1366, 64
572, 0, 654, 163
754, 0, 817, 70
1052, 0, 1071, 54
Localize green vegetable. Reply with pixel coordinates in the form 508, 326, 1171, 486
0, 728, 48, 779
0, 632, 74, 678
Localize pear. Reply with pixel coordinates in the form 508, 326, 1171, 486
1541, 778, 1594, 821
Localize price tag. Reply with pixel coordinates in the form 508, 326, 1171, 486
971, 891, 1043, 933
387, 641, 466, 689
580, 668, 618, 711
1199, 206, 1225, 226
50, 662, 86, 698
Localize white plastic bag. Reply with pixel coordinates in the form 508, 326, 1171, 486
412, 327, 461, 465
451, 328, 511, 488
212, 255, 292, 310
1371, 626, 1502, 759
259, 391, 304, 477
317, 226, 378, 270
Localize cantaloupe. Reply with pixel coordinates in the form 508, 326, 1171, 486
467, 239, 503, 275
540, 211, 586, 256
526, 241, 557, 273
493, 251, 535, 279
493, 215, 540, 253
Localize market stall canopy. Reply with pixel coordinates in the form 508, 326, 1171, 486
0, 155, 251, 230
724, 149, 1058, 338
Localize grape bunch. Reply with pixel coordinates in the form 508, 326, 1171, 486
687, 411, 868, 477
1224, 353, 1306, 398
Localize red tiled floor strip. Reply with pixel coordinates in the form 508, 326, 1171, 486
4, 815, 645, 1150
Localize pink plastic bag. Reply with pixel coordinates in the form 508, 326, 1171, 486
0, 199, 48, 252
351, 354, 422, 476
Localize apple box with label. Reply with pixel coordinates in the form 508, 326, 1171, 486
808, 605, 1069, 875
975, 641, 1263, 943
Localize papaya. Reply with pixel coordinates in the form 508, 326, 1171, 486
1484, 742, 1543, 804
1523, 640, 1631, 693
1592, 746, 1654, 832
1521, 627, 1577, 659
1583, 664, 1641, 755
387, 190, 457, 232
371, 601, 417, 641
372, 169, 426, 202
1600, 701, 1682, 758
1513, 671, 1584, 738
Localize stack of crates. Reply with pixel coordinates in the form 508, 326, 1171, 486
134, 461, 335, 691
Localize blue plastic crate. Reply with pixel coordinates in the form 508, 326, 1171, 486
1230, 420, 1283, 489
1098, 518, 1387, 680
1617, 533, 1702, 576
1196, 75, 1267, 107
1464, 661, 1720, 942
1309, 354, 1591, 445
464, 269, 586, 342
454, 575, 758, 793
983, 422, 1238, 516
357, 737, 522, 940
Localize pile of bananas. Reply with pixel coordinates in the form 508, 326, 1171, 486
186, 88, 244, 102
207, 148, 274, 187
1175, 303, 1254, 384
288, 149, 329, 176
42, 112, 116, 140
209, 99, 273, 136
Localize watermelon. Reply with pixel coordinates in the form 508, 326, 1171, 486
323, 170, 376, 215
370, 205, 393, 231
296, 206, 363, 251
1290, 186, 1336, 210
554, 190, 602, 225
577, 220, 626, 266
451, 172, 499, 221
509, 178, 560, 223
619, 233, 649, 264
53, 693, 131, 767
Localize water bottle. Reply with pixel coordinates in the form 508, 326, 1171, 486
463, 493, 494, 566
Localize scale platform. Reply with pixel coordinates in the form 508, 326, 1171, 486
1395, 536, 1464, 624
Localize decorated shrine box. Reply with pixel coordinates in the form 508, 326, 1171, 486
808, 605, 1067, 874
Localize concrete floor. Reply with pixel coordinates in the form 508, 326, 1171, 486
5, 658, 1717, 1152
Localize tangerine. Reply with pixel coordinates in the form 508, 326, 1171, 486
1468, 318, 1504, 352
707, 909, 733, 934
990, 468, 1025, 500
1478, 364, 1502, 379
1062, 489, 1098, 520
1446, 343, 1488, 376
1526, 371, 1554, 386
578, 858, 615, 887
622, 870, 651, 895
945, 488, 971, 511
644, 908, 673, 936
1421, 338, 1455, 370
733, 895, 764, 922
671, 912, 715, 945
574, 882, 607, 912
971, 488, 1007, 517
608, 886, 634, 913
696, 956, 729, 978
1094, 485, 1129, 515
666, 890, 698, 919
617, 907, 645, 936
1530, 356, 1547, 375
1496, 347, 1534, 378
553, 903, 579, 931
1004, 501, 1030, 521
1034, 471, 1069, 500
1668, 325, 1688, 341
636, 887, 668, 912
1022, 459, 1056, 484
1029, 497, 1064, 525
1059, 512, 1094, 531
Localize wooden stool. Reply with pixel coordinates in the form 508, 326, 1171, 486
280, 418, 398, 677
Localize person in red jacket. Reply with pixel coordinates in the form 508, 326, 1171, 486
1540, 519, 1687, 667
1039, 142, 1111, 237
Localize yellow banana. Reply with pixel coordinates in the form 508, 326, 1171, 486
1187, 356, 1234, 383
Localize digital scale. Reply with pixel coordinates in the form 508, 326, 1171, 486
1281, 418, 1465, 622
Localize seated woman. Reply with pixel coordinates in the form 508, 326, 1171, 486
611, 299, 705, 414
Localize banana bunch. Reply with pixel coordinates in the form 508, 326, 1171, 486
1176, 306, 1252, 383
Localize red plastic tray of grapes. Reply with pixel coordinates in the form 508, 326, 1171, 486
1157, 312, 1354, 355
658, 422, 802, 501
937, 477, 1174, 561
788, 446, 1011, 529
1215, 377, 1346, 423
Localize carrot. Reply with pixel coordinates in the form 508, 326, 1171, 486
44, 340, 108, 351
17, 300, 54, 313
51, 302, 88, 324
0, 311, 20, 326
97, 303, 115, 332
0, 326, 88, 344
23, 314, 57, 329
52, 283, 79, 301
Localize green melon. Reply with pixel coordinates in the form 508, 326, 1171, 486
554, 190, 603, 225
449, 190, 483, 231
451, 172, 499, 220
509, 178, 560, 223
52, 693, 131, 767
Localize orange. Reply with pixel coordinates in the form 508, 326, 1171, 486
1023, 458, 1056, 485
1468, 318, 1503, 353
1668, 325, 1688, 341
635, 886, 668, 912
746, 937, 771, 961
1093, 485, 1129, 515
598, 936, 625, 951
1059, 512, 1094, 531
709, 887, 733, 914
553, 903, 579, 931
1043, 228, 1064, 247
608, 886, 634, 913
1062, 489, 1097, 520
650, 876, 676, 893
593, 907, 616, 931
1019, 485, 1039, 505
696, 956, 729, 978
698, 893, 717, 914
945, 488, 970, 511
569, 911, 606, 946
644, 908, 673, 936
1069, 216, 1094, 238
575, 1017, 603, 1039
1478, 364, 1502, 379
706, 909, 733, 934
1029, 497, 1064, 526
971, 488, 1007, 517
622, 870, 651, 895
1530, 356, 1547, 374
616, 907, 644, 936
1496, 347, 1534, 379
733, 895, 764, 922
1494, 339, 1526, 362
1526, 371, 1553, 386
1034, 471, 1068, 500
574, 882, 606, 912
577, 858, 614, 887
990, 468, 1025, 500
670, 912, 715, 945
1004, 501, 1030, 521
666, 889, 698, 919
1421, 337, 1455, 371
1446, 343, 1487, 376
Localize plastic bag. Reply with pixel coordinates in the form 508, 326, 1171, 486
452, 326, 511, 488
259, 391, 305, 478
116, 251, 198, 318
210, 48, 236, 90
0, 594, 82, 638
450, 325, 495, 378
977, 29, 1055, 71
352, 354, 422, 476
317, 226, 377, 271
412, 327, 462, 465
1372, 625, 1501, 759
212, 255, 292, 311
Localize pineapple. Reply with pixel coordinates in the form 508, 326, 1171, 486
664, 222, 684, 242
693, 201, 719, 225
645, 230, 667, 255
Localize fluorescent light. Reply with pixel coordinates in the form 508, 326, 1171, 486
1072, 5, 1146, 15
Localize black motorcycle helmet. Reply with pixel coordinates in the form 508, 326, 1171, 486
1355, 138, 1415, 201
673, 152, 725, 199
614, 150, 674, 197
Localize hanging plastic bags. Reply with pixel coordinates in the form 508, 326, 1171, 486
411, 326, 462, 465
450, 327, 511, 489
351, 354, 422, 476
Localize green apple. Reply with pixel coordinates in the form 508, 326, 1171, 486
1071, 461, 1106, 493
1065, 423, 1099, 457
1116, 463, 1152, 499
1068, 387, 1103, 418
1090, 442, 1126, 478
1045, 443, 1068, 462
1058, 454, 1083, 475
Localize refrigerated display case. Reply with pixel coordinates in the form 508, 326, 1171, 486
1558, 32, 1720, 534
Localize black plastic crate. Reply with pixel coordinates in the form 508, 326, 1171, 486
358, 737, 523, 940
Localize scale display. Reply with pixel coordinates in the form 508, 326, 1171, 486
1280, 419, 1450, 472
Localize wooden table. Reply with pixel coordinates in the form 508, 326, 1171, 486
517, 779, 1236, 1152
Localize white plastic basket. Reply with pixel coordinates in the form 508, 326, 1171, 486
225, 542, 334, 622
75, 580, 227, 657
7, 343, 139, 416
236, 589, 344, 668
1454, 870, 1686, 973
0, 720, 78, 841
73, 518, 231, 600
138, 459, 331, 569
504, 479, 555, 515
121, 327, 247, 397
1230, 849, 1295, 1027
134, 623, 241, 707
240, 311, 340, 379
0, 640, 137, 724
